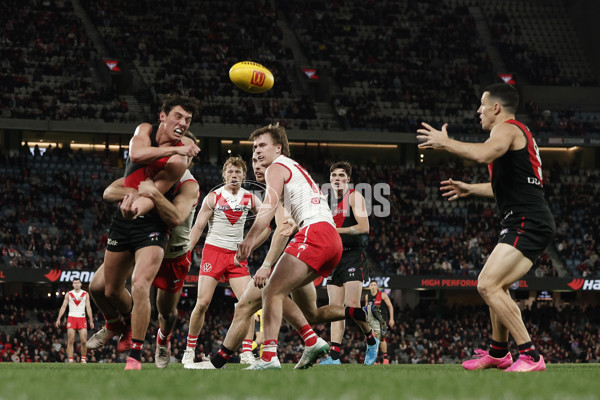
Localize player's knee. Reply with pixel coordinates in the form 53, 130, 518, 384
476, 278, 497, 299
234, 299, 254, 318
262, 284, 281, 301
158, 307, 176, 321
104, 286, 119, 301
89, 280, 103, 298
194, 297, 211, 313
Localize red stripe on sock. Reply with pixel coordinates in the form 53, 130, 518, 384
261, 340, 278, 362
242, 340, 253, 352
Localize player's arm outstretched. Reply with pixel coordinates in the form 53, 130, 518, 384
254, 204, 297, 289
440, 179, 494, 201
189, 192, 216, 249
416, 122, 515, 164
55, 294, 69, 328
85, 291, 95, 329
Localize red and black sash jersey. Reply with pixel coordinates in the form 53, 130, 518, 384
488, 120, 550, 216
332, 189, 367, 249
367, 290, 383, 306
123, 125, 183, 189
114, 125, 180, 223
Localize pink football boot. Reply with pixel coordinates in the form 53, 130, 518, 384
462, 349, 513, 370
505, 354, 546, 372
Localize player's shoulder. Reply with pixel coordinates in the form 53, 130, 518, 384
133, 123, 153, 137
180, 170, 198, 185
494, 119, 523, 136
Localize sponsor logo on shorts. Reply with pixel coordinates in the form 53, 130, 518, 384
202, 263, 212, 272
107, 238, 118, 246
148, 232, 161, 241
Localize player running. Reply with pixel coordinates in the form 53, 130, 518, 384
237, 123, 384, 370
185, 151, 383, 370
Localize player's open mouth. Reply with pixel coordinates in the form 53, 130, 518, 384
174, 128, 183, 135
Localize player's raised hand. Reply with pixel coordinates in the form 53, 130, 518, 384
417, 122, 449, 149
440, 178, 470, 201
254, 267, 271, 289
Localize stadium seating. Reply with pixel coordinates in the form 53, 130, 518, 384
0, 1, 130, 121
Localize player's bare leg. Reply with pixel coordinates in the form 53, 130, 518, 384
258, 254, 319, 369
186, 276, 322, 370
66, 328, 75, 363
325, 284, 345, 364
182, 275, 219, 364
126, 246, 164, 369
475, 243, 544, 371
477, 244, 533, 345
91, 263, 133, 318
88, 263, 133, 351
155, 288, 182, 368
79, 328, 88, 363
230, 275, 255, 364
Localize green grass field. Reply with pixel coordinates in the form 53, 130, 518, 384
1, 363, 598, 400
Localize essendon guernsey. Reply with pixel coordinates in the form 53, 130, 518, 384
332, 189, 367, 249
487, 120, 549, 215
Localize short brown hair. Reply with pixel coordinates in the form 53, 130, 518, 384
330, 161, 352, 178
222, 156, 247, 176
249, 123, 290, 157
161, 93, 201, 119
483, 83, 519, 114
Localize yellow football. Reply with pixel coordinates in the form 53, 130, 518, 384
229, 61, 274, 93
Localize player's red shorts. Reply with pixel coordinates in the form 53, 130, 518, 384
284, 221, 343, 277
152, 251, 192, 293
199, 244, 250, 281
66, 316, 87, 330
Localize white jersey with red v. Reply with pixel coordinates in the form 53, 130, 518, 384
67, 290, 87, 317
271, 155, 333, 227
205, 187, 254, 251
